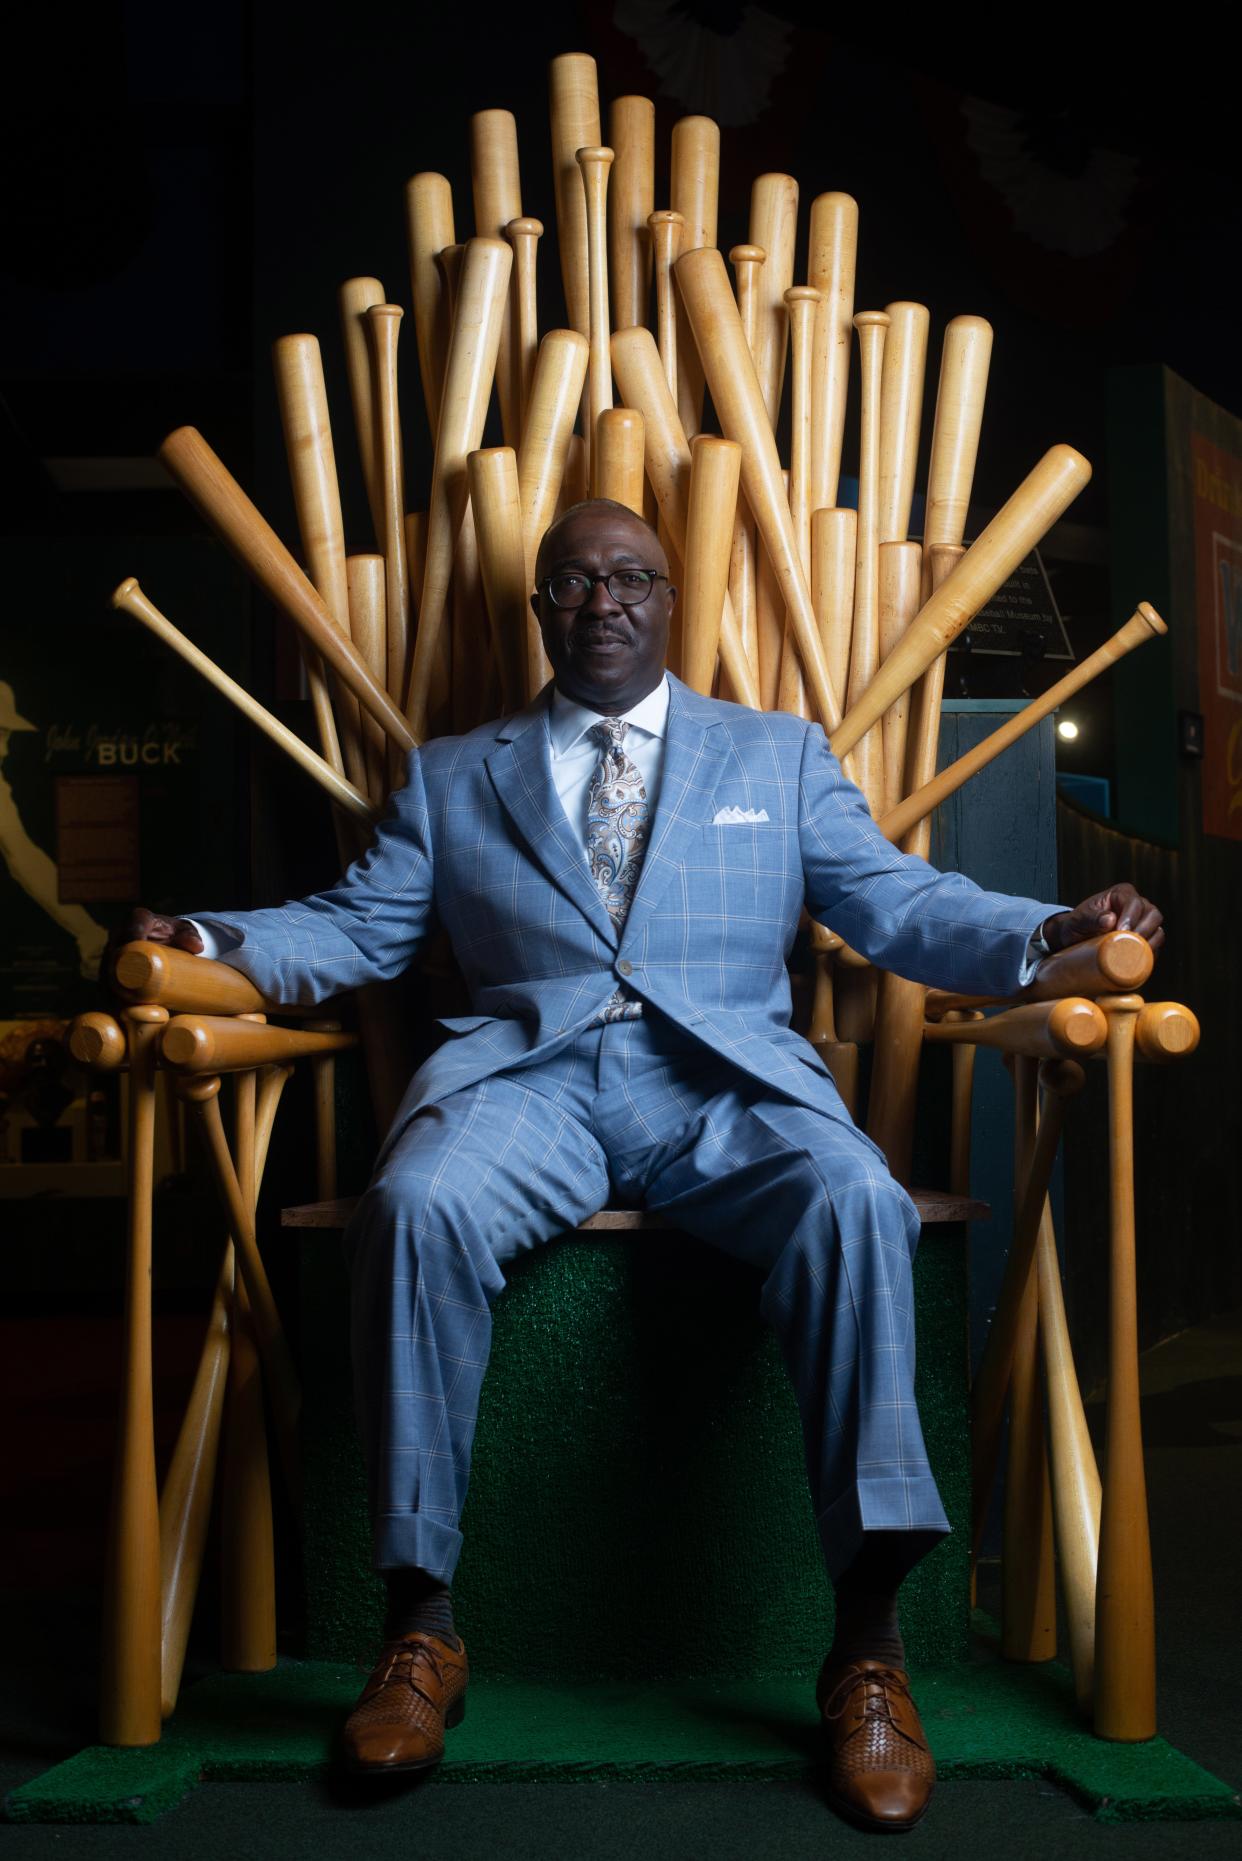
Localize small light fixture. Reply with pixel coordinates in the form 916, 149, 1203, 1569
1057, 718, 1079, 741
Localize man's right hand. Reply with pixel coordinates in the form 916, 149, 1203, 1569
119, 908, 204, 954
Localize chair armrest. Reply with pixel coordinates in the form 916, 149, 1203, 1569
113, 940, 269, 1013
924, 930, 1153, 1020
160, 1014, 358, 1075
112, 939, 351, 1019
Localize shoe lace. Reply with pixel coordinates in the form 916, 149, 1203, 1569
822, 1665, 913, 1734
371, 1634, 450, 1706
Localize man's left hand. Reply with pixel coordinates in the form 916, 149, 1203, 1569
1041, 882, 1164, 955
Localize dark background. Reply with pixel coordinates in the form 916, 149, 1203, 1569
1, 1, 1238, 1601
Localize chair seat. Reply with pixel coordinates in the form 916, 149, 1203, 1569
282, 1188, 990, 1229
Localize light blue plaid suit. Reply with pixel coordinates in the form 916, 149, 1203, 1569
198, 675, 1055, 1587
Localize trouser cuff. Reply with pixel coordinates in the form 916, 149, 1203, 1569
373, 1514, 464, 1587
817, 1479, 951, 1583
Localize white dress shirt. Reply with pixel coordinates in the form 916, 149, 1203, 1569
547, 674, 670, 843
187, 671, 1049, 976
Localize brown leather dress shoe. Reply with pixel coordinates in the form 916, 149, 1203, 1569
818, 1659, 936, 1831
342, 1630, 469, 1774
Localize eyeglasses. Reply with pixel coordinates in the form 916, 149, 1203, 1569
539, 569, 668, 610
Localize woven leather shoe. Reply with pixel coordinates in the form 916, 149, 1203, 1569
818, 1659, 935, 1831
342, 1630, 468, 1774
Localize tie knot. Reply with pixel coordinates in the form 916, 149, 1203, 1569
589, 717, 629, 752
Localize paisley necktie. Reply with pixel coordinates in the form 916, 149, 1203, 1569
585, 717, 650, 1021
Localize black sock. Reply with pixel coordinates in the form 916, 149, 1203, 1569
383, 1567, 460, 1649
822, 1530, 941, 1682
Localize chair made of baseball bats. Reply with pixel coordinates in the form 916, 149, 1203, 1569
87, 53, 1197, 1753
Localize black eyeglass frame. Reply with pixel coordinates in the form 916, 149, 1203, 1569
537, 569, 670, 610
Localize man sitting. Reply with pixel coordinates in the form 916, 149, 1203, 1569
124, 500, 1161, 1831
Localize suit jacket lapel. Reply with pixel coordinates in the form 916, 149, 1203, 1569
485, 692, 620, 948
620, 675, 728, 950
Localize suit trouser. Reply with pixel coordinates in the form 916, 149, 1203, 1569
346, 1014, 951, 1589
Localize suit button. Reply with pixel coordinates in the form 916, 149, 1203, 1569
617, 958, 633, 976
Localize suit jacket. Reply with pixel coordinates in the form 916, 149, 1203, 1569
198, 675, 1054, 1162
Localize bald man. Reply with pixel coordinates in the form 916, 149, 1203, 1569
126, 500, 1161, 1831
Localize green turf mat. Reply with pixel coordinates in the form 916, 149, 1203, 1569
8, 1657, 1238, 1826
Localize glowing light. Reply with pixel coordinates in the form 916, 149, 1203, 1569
1057, 719, 1080, 741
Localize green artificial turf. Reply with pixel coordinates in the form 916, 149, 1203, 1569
8, 1656, 1238, 1825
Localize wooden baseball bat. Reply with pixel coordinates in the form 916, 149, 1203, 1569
162, 1015, 356, 1074
99, 1003, 167, 1744
1134, 1000, 1200, 1061
469, 446, 530, 711
365, 306, 411, 704
648, 210, 685, 397
157, 427, 416, 749
880, 603, 1168, 846
877, 301, 930, 543
158, 1238, 234, 1714
405, 236, 512, 738
470, 110, 523, 448
337, 276, 385, 542
594, 408, 647, 515
577, 146, 615, 488
1002, 1060, 1057, 1663
970, 1056, 1085, 1555
924, 997, 1107, 1059
924, 315, 993, 552
216, 1062, 274, 1673
506, 216, 543, 443
111, 579, 377, 824
559, 432, 589, 511
517, 326, 589, 695
727, 241, 766, 698
113, 942, 266, 1015
748, 173, 798, 431
438, 242, 465, 319
925, 931, 1156, 1017
867, 965, 928, 1185
451, 499, 486, 733
272, 333, 367, 796
812, 508, 857, 723
681, 436, 742, 695
346, 554, 390, 804
807, 192, 858, 511
549, 51, 601, 344
878, 541, 923, 815
158, 1052, 288, 1715
609, 96, 654, 332
777, 286, 821, 717
846, 311, 889, 811
727, 511, 761, 700
163, 1052, 284, 1706
1094, 995, 1156, 1739
70, 1011, 128, 1069
670, 115, 719, 440
191, 1083, 301, 1508
949, 1018, 982, 1195
834, 443, 1093, 758
673, 249, 843, 730
1038, 1197, 1102, 1710
899, 543, 964, 858
403, 172, 456, 432
610, 323, 761, 709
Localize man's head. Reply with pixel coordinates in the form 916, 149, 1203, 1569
531, 499, 677, 714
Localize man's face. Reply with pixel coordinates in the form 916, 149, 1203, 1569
532, 504, 677, 714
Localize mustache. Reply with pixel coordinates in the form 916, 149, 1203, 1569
571, 624, 630, 646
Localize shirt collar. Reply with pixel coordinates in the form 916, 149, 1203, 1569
548, 675, 670, 758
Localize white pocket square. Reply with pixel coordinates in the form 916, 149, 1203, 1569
712, 805, 770, 824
